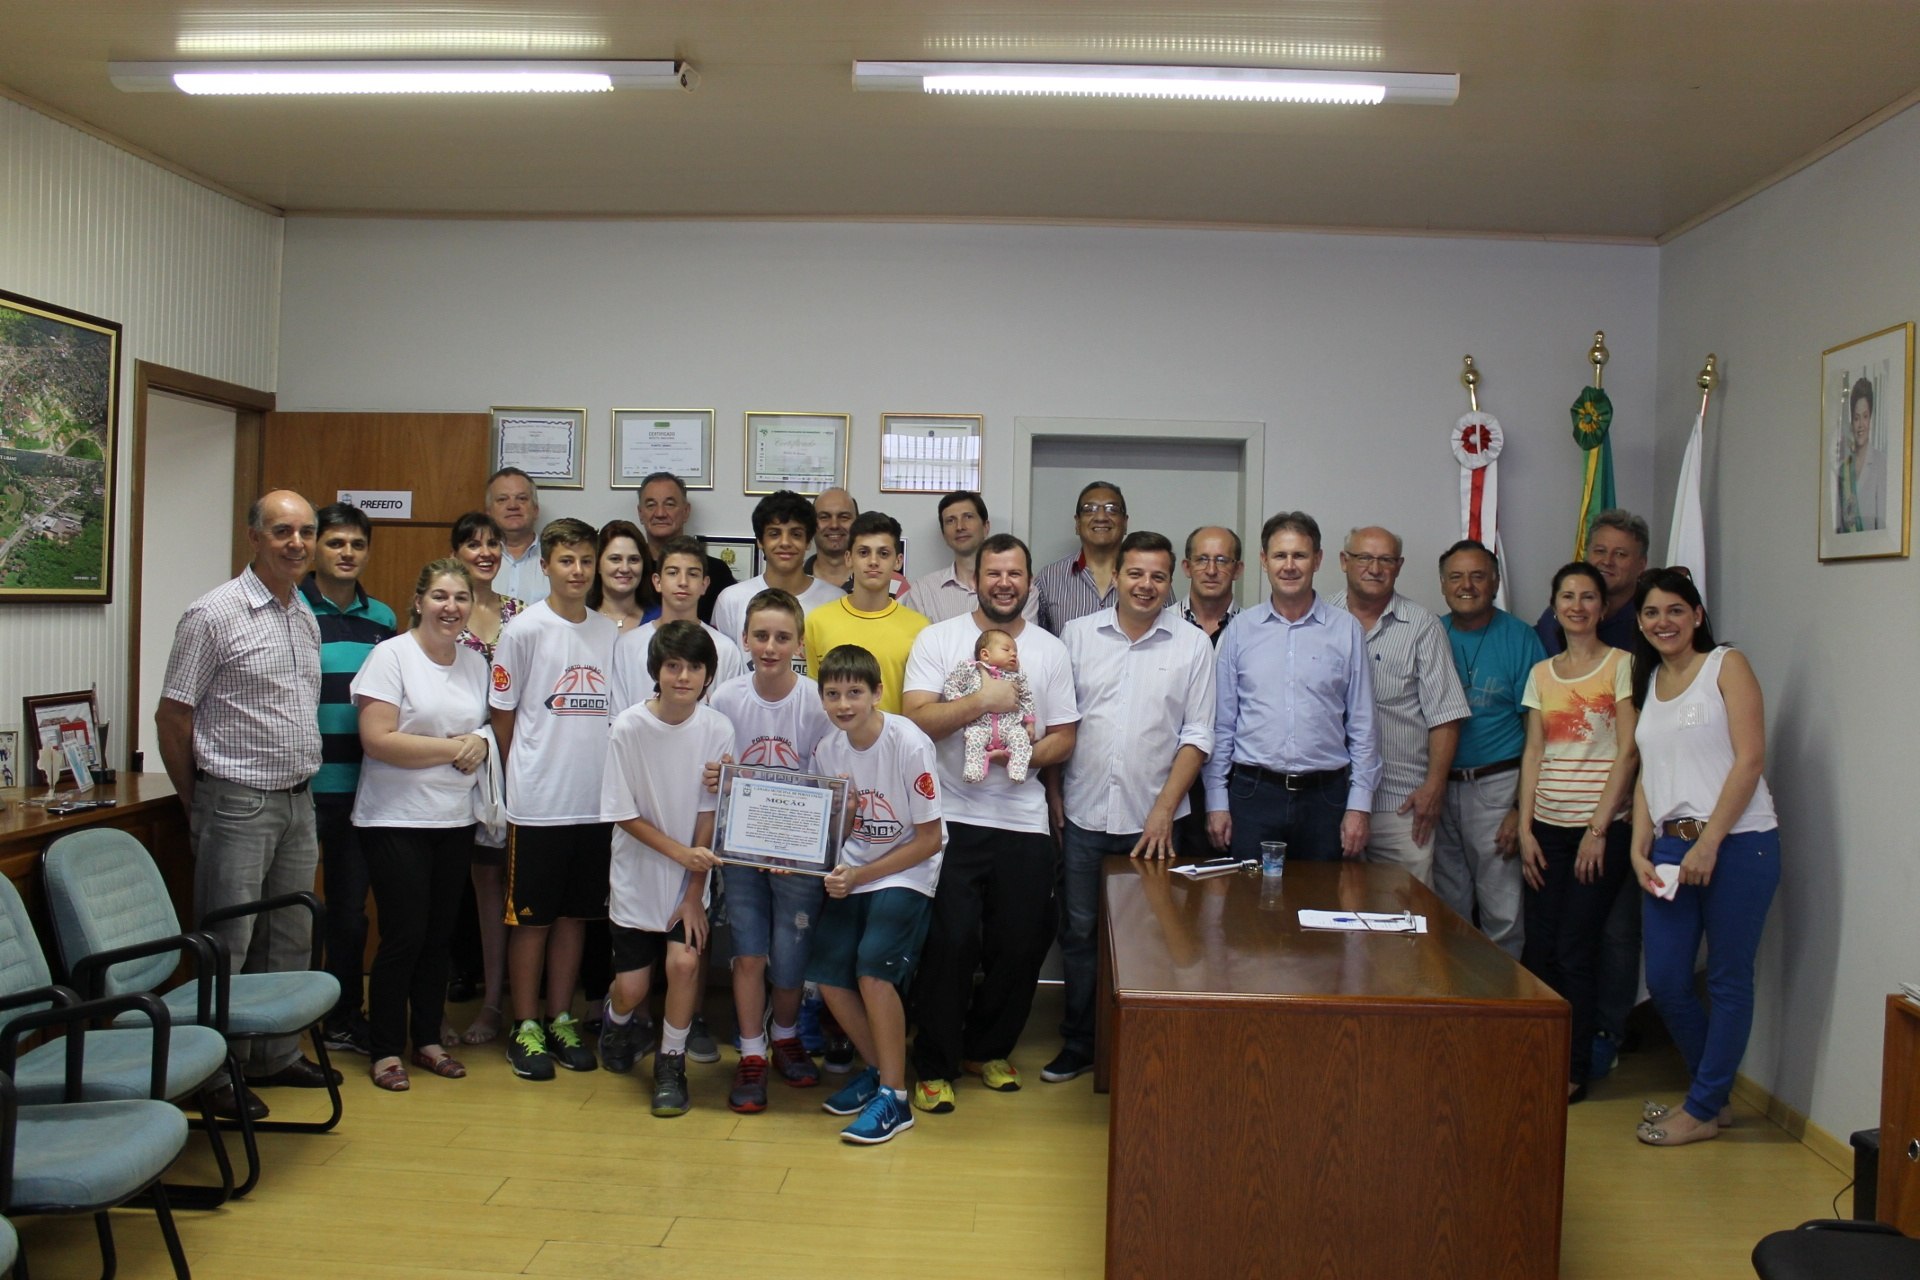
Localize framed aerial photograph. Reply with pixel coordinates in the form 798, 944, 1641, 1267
1820, 323, 1914, 562
744, 411, 849, 495
23, 689, 101, 786
491, 406, 586, 489
611, 408, 713, 490
0, 288, 122, 603
880, 412, 983, 494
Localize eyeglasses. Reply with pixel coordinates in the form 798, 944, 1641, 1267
1077, 502, 1125, 516
1187, 555, 1238, 569
1343, 554, 1403, 568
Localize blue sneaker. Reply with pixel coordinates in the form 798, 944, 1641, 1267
822, 1065, 882, 1116
797, 989, 827, 1055
1590, 1032, 1619, 1081
840, 1091, 913, 1145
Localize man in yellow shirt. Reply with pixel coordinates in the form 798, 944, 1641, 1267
806, 511, 928, 713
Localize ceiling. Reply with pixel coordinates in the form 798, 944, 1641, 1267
3, 1, 1919, 239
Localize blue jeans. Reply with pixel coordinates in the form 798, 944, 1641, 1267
1225, 767, 1346, 863
1642, 828, 1780, 1123
723, 865, 825, 990
1058, 822, 1136, 1055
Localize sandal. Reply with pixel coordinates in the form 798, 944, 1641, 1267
412, 1049, 467, 1079
1642, 1100, 1733, 1127
370, 1060, 410, 1092
462, 1006, 504, 1045
1637, 1115, 1720, 1147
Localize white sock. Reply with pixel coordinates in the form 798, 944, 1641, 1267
606, 1003, 635, 1026
889, 1087, 908, 1102
661, 1020, 690, 1056
771, 1021, 798, 1042
740, 1033, 768, 1058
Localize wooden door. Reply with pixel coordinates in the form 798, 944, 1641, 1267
262, 411, 491, 616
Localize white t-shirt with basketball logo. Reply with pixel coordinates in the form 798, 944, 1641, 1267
600, 700, 734, 933
811, 712, 946, 898
710, 575, 847, 674
708, 673, 833, 774
608, 619, 747, 713
488, 600, 619, 826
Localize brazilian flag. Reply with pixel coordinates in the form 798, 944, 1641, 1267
1570, 386, 1615, 559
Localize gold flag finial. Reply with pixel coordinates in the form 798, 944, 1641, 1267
1697, 353, 1718, 393
1461, 355, 1480, 410
1588, 331, 1609, 388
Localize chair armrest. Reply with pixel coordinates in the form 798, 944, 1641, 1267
68, 931, 228, 1033
0, 984, 78, 1016
0, 1072, 14, 1208
0, 992, 173, 1101
200, 891, 328, 970
1794, 1219, 1903, 1236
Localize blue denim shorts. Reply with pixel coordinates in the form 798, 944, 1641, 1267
805, 887, 934, 991
722, 865, 825, 989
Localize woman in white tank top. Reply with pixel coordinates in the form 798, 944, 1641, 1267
1628, 569, 1779, 1147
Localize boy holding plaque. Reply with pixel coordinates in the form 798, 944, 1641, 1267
598, 620, 735, 1117
707, 588, 834, 1113
808, 643, 946, 1145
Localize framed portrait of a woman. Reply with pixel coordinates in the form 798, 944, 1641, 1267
1819, 323, 1913, 562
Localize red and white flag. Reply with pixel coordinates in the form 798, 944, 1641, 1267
1452, 411, 1508, 609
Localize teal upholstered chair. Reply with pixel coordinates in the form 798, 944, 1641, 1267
0, 869, 239, 1208
41, 828, 344, 1199
1, 1023, 194, 1278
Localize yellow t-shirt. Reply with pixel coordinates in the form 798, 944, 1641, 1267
804, 597, 930, 713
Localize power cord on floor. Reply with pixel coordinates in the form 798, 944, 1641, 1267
1831, 1179, 1855, 1219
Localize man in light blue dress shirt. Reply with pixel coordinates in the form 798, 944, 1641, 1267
1204, 511, 1381, 862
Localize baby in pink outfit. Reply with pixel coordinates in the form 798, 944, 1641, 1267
943, 629, 1036, 783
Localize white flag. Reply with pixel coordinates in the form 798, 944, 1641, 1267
1666, 409, 1708, 606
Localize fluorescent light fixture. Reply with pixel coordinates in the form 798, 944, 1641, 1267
108, 60, 694, 95
852, 62, 1456, 105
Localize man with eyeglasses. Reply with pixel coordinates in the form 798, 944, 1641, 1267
899, 490, 1038, 627
1034, 481, 1128, 636
1172, 526, 1243, 854
1330, 527, 1469, 885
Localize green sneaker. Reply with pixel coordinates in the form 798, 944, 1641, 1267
507, 1019, 554, 1081
546, 1012, 598, 1073
912, 1077, 956, 1114
965, 1058, 1021, 1092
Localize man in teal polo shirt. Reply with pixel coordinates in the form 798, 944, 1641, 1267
298, 502, 397, 1055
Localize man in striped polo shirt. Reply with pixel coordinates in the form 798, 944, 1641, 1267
1331, 526, 1470, 886
298, 502, 397, 1057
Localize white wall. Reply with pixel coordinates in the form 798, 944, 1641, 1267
1658, 102, 1920, 1140
277, 218, 1657, 625
1, 98, 281, 767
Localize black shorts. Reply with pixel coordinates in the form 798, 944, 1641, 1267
504, 822, 612, 926
609, 919, 688, 975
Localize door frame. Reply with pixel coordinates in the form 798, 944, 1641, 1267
127, 361, 274, 764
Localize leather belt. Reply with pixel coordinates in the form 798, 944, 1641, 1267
1448, 757, 1521, 782
1231, 763, 1348, 792
196, 768, 310, 796
1662, 818, 1706, 841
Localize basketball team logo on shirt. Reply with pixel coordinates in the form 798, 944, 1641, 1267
492, 664, 511, 692
850, 788, 903, 845
739, 734, 801, 770
914, 771, 936, 800
543, 664, 609, 715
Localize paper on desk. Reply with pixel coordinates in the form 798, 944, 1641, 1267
1652, 864, 1682, 901
1170, 860, 1252, 880
1297, 910, 1428, 934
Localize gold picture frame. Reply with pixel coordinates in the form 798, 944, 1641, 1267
879, 412, 983, 494
1819, 323, 1914, 562
743, 412, 850, 496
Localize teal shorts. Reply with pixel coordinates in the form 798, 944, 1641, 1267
805, 886, 933, 990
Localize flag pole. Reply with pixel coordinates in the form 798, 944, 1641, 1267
1697, 352, 1717, 415
1461, 353, 1481, 411
1590, 331, 1609, 388
1665, 353, 1718, 604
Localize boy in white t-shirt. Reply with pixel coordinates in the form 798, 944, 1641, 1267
488, 518, 620, 1083
711, 490, 846, 671
809, 644, 945, 1145
598, 620, 736, 1116
610, 534, 745, 712
706, 588, 834, 1113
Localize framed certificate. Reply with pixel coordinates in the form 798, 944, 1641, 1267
713, 763, 850, 876
744, 411, 850, 495
492, 406, 586, 489
703, 535, 762, 581
880, 413, 983, 494
611, 408, 714, 490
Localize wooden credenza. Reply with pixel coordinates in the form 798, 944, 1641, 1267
1100, 859, 1568, 1280
1881, 994, 1920, 1234
1, 774, 193, 942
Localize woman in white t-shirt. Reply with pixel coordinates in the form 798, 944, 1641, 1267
1629, 568, 1779, 1148
352, 558, 493, 1092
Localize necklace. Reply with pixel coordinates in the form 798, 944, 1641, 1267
1454, 619, 1493, 688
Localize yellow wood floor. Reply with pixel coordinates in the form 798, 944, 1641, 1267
13, 988, 1849, 1279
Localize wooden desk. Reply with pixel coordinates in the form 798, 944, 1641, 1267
1, 774, 193, 941
1101, 859, 1568, 1280
1880, 994, 1920, 1234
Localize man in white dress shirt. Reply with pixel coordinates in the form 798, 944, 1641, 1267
898, 490, 1038, 627
1046, 531, 1214, 1084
